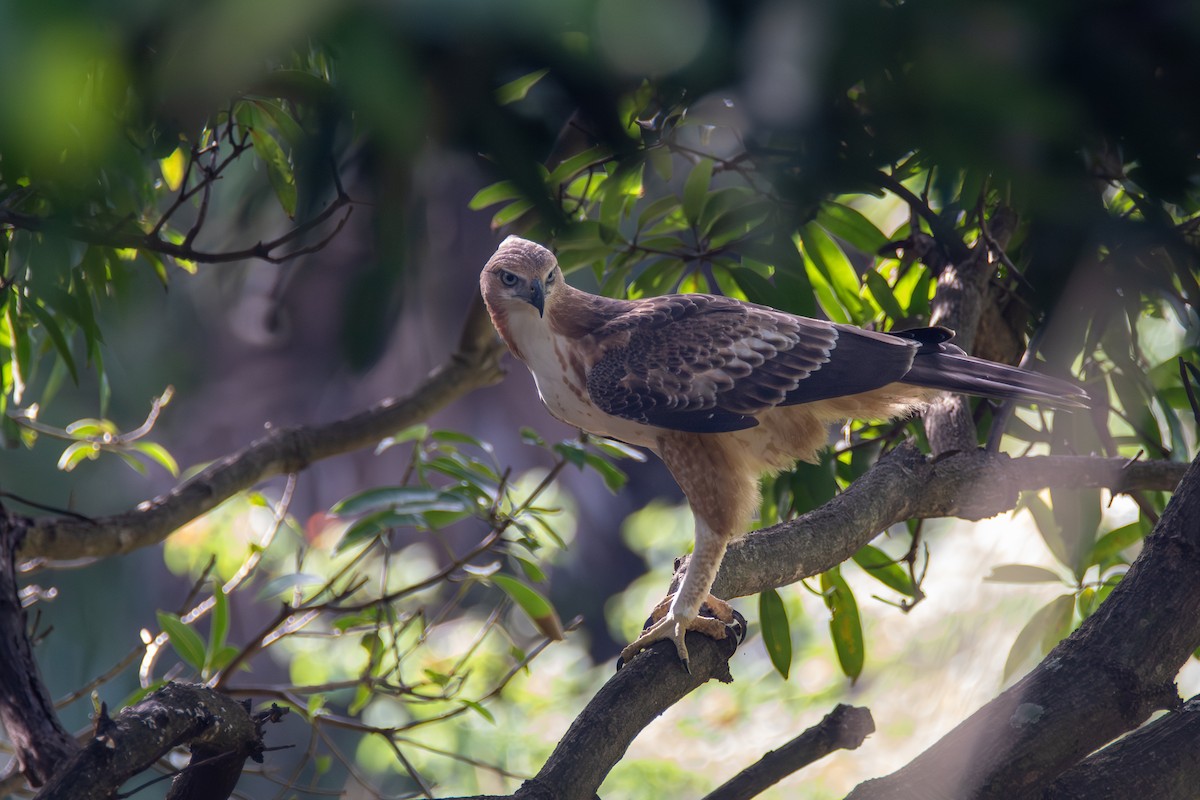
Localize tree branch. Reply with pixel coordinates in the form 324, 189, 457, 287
32, 683, 287, 800
18, 296, 506, 562
843, 447, 1200, 799
1044, 694, 1200, 799
711, 445, 1187, 602
0, 511, 78, 788
701, 705, 875, 800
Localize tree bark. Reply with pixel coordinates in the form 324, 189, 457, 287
0, 511, 78, 788
844, 448, 1200, 799
33, 683, 286, 800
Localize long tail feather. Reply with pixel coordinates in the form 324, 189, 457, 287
902, 351, 1090, 408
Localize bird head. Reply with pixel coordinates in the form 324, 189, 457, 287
480, 236, 563, 319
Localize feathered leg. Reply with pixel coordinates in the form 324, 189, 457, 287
619, 433, 758, 669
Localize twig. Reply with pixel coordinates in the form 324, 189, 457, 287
701, 705, 875, 800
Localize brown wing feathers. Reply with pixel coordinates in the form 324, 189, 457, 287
585, 294, 1087, 434
586, 294, 918, 433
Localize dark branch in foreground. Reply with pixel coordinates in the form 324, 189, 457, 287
33, 683, 287, 800
844, 448, 1200, 799
18, 296, 506, 562
1045, 694, 1200, 799
701, 705, 875, 800
0, 510, 77, 788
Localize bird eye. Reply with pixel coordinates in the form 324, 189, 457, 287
499, 270, 519, 287
545, 271, 556, 284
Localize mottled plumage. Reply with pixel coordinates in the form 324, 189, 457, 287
480, 236, 1086, 667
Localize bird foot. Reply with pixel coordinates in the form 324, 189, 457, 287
617, 593, 746, 671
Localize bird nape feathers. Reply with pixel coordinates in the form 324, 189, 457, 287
480, 236, 1088, 669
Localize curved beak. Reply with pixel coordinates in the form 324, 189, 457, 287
526, 279, 545, 317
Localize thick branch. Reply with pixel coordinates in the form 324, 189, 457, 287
843, 447, 1200, 799
485, 632, 738, 800
0, 514, 78, 788
924, 213, 1016, 457
33, 682, 286, 800
19, 297, 506, 561
711, 446, 1186, 601
1045, 694, 1200, 799
702, 704, 875, 800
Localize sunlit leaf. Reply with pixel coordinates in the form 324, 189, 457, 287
57, 440, 99, 471
159, 146, 186, 192
468, 181, 522, 211
817, 202, 889, 254
131, 441, 180, 477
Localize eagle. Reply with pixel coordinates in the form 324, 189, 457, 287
480, 236, 1087, 669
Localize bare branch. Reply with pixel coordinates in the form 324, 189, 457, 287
18, 297, 506, 562
711, 445, 1187, 602
702, 705, 875, 800
32, 683, 287, 800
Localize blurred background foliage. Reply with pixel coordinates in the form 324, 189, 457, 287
2, 0, 1199, 797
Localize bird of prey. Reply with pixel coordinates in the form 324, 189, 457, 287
480, 235, 1087, 668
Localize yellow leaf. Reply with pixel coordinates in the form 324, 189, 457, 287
159, 147, 185, 192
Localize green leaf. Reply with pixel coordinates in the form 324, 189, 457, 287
682, 158, 713, 226
115, 451, 149, 476
157, 611, 207, 672
862, 270, 906, 323
1003, 594, 1075, 682
852, 544, 915, 597
801, 223, 864, 321
247, 122, 297, 218
1022, 493, 1072, 571
552, 439, 588, 468
5, 304, 29, 403
334, 510, 420, 553
983, 564, 1064, 584
460, 699, 496, 724
131, 441, 180, 477
821, 570, 864, 683
1087, 520, 1149, 567
331, 487, 471, 517
758, 588, 793, 679
1050, 487, 1102, 580
468, 181, 522, 211
57, 441, 99, 472
492, 574, 564, 640
491, 199, 534, 229
546, 146, 610, 188
496, 68, 550, 105
514, 555, 547, 583
27, 301, 78, 385
582, 452, 627, 493
208, 582, 230, 657
816, 202, 889, 254
586, 437, 646, 462
65, 418, 118, 437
